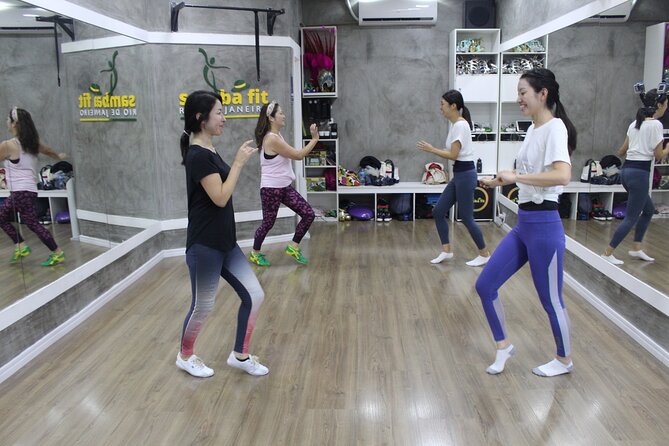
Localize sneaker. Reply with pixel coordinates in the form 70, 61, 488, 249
603, 210, 613, 221
226, 352, 269, 376
592, 211, 607, 221
176, 353, 214, 378
40, 250, 65, 267
9, 246, 31, 264
466, 255, 490, 267
601, 254, 623, 265
285, 245, 308, 264
248, 251, 271, 266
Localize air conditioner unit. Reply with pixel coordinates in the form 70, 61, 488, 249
359, 0, 437, 26
583, 0, 636, 23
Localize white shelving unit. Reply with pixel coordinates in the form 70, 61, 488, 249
300, 26, 338, 217
450, 29, 500, 178
498, 36, 548, 174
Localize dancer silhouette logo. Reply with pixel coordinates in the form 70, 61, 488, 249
178, 48, 272, 119
77, 50, 138, 122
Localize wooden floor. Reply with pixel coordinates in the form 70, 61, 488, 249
0, 223, 108, 309
0, 220, 668, 445
563, 217, 669, 296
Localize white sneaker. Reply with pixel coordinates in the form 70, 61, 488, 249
227, 352, 269, 376
466, 255, 490, 267
176, 353, 214, 378
601, 254, 623, 265
628, 250, 654, 262
430, 251, 453, 264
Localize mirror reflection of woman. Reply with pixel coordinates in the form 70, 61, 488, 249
601, 89, 669, 265
417, 90, 490, 267
176, 90, 268, 378
0, 107, 66, 266
477, 68, 577, 377
249, 101, 317, 267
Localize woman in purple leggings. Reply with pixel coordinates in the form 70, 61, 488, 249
249, 101, 317, 266
0, 107, 66, 267
477, 68, 577, 377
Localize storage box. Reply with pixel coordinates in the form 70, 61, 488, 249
306, 177, 326, 191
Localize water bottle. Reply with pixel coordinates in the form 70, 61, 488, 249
476, 158, 482, 173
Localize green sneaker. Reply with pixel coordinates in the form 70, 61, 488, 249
285, 245, 308, 264
41, 250, 65, 267
248, 251, 271, 266
9, 246, 31, 264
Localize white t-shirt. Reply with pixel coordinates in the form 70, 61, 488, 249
516, 118, 571, 204
625, 119, 663, 161
446, 120, 474, 162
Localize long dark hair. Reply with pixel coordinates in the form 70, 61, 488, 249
442, 90, 472, 130
180, 90, 222, 165
520, 68, 578, 155
255, 101, 278, 147
9, 108, 40, 155
635, 88, 667, 129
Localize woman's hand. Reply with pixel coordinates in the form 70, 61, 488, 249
416, 140, 435, 153
479, 176, 500, 189
496, 170, 517, 184
309, 123, 319, 140
233, 140, 257, 166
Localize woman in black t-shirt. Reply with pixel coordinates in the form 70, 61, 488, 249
175, 90, 268, 378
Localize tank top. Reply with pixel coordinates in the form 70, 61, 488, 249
260, 133, 296, 188
3, 138, 38, 192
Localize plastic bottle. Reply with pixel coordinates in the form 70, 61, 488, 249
476, 158, 482, 173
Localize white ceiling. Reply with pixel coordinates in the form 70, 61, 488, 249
0, 0, 58, 28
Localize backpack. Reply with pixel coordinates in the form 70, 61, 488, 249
580, 159, 603, 183
577, 193, 591, 220
421, 162, 448, 184
558, 194, 571, 219
324, 169, 336, 191
382, 159, 399, 185
600, 154, 621, 170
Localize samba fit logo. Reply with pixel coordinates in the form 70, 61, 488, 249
78, 50, 138, 122
178, 48, 270, 119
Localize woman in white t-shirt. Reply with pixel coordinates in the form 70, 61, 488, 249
602, 89, 669, 265
417, 90, 490, 266
477, 68, 577, 377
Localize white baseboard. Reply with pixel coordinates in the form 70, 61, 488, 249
0, 250, 166, 384
564, 272, 669, 368
0, 232, 295, 384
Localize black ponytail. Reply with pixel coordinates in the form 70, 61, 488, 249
180, 90, 222, 165
521, 68, 577, 155
442, 90, 473, 130
10, 108, 40, 155
255, 101, 278, 147
635, 89, 666, 129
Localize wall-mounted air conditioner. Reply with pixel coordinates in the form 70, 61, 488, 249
583, 0, 636, 23
358, 0, 437, 26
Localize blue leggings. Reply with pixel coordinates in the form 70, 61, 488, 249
609, 167, 654, 249
181, 243, 264, 356
432, 169, 486, 249
475, 210, 571, 357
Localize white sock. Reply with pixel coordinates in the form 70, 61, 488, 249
532, 358, 573, 377
628, 250, 654, 262
486, 344, 515, 375
601, 254, 624, 265
430, 251, 453, 264
466, 255, 490, 267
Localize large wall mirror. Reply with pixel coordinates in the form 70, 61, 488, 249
547, 1, 669, 297
0, 0, 117, 307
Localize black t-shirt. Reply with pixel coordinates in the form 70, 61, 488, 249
185, 145, 236, 252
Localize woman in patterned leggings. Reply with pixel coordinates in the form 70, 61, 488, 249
249, 101, 318, 266
0, 107, 66, 266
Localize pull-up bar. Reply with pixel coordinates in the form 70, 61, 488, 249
170, 2, 285, 81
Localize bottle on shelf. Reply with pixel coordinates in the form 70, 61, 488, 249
329, 118, 338, 139
476, 158, 482, 173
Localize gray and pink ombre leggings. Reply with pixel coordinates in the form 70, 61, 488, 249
180, 244, 264, 356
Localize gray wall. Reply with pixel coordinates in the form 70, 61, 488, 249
549, 22, 648, 177
303, 0, 465, 181
497, 0, 586, 42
